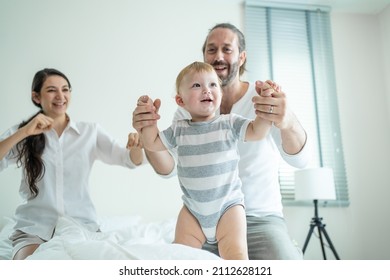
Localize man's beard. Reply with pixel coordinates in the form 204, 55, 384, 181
216, 61, 240, 87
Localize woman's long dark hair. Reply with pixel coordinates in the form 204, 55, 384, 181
16, 68, 71, 198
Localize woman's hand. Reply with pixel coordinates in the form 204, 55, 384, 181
22, 113, 54, 137
126, 132, 142, 149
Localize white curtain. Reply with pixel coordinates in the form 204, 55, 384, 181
245, 0, 349, 206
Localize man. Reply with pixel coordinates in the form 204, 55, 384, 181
132, 23, 310, 259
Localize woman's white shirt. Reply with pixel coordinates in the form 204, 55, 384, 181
0, 119, 139, 240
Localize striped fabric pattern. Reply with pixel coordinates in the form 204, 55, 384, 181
160, 114, 251, 243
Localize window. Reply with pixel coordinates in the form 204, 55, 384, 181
245, 0, 349, 206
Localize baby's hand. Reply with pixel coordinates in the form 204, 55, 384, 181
126, 132, 143, 149
255, 80, 280, 97
137, 95, 153, 106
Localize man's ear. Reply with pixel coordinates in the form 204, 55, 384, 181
239, 50, 247, 68
31, 91, 41, 104
175, 94, 185, 107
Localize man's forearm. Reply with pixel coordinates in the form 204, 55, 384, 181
280, 116, 307, 155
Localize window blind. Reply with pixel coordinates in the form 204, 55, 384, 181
245, 0, 349, 206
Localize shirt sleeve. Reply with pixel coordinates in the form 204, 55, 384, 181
230, 113, 252, 142
159, 123, 177, 150
95, 123, 138, 168
271, 125, 312, 168
0, 125, 19, 172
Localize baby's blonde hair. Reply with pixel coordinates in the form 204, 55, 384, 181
175, 61, 221, 94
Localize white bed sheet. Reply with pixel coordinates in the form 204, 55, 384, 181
0, 216, 220, 260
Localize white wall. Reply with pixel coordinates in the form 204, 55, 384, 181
285, 5, 390, 260
1, 0, 390, 259
0, 0, 244, 223
381, 5, 390, 124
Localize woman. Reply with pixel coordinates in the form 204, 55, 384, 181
0, 68, 144, 259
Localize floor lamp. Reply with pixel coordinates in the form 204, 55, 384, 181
294, 167, 340, 260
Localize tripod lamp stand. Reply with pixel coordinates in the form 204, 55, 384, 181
294, 167, 340, 260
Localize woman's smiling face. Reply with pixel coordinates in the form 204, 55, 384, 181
32, 75, 71, 119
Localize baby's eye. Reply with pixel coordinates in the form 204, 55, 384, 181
211, 82, 218, 87
192, 83, 201, 88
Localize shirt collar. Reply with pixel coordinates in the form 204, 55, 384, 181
66, 115, 81, 135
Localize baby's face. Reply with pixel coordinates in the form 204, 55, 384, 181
178, 71, 222, 122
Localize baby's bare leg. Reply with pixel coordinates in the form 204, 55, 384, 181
216, 205, 248, 260
174, 205, 206, 249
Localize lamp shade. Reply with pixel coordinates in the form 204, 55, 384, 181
294, 167, 336, 201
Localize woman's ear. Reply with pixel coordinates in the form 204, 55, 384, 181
31, 91, 41, 104
175, 94, 185, 107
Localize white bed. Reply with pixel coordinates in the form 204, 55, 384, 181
0, 216, 220, 260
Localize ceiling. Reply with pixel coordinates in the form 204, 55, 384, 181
264, 0, 390, 14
